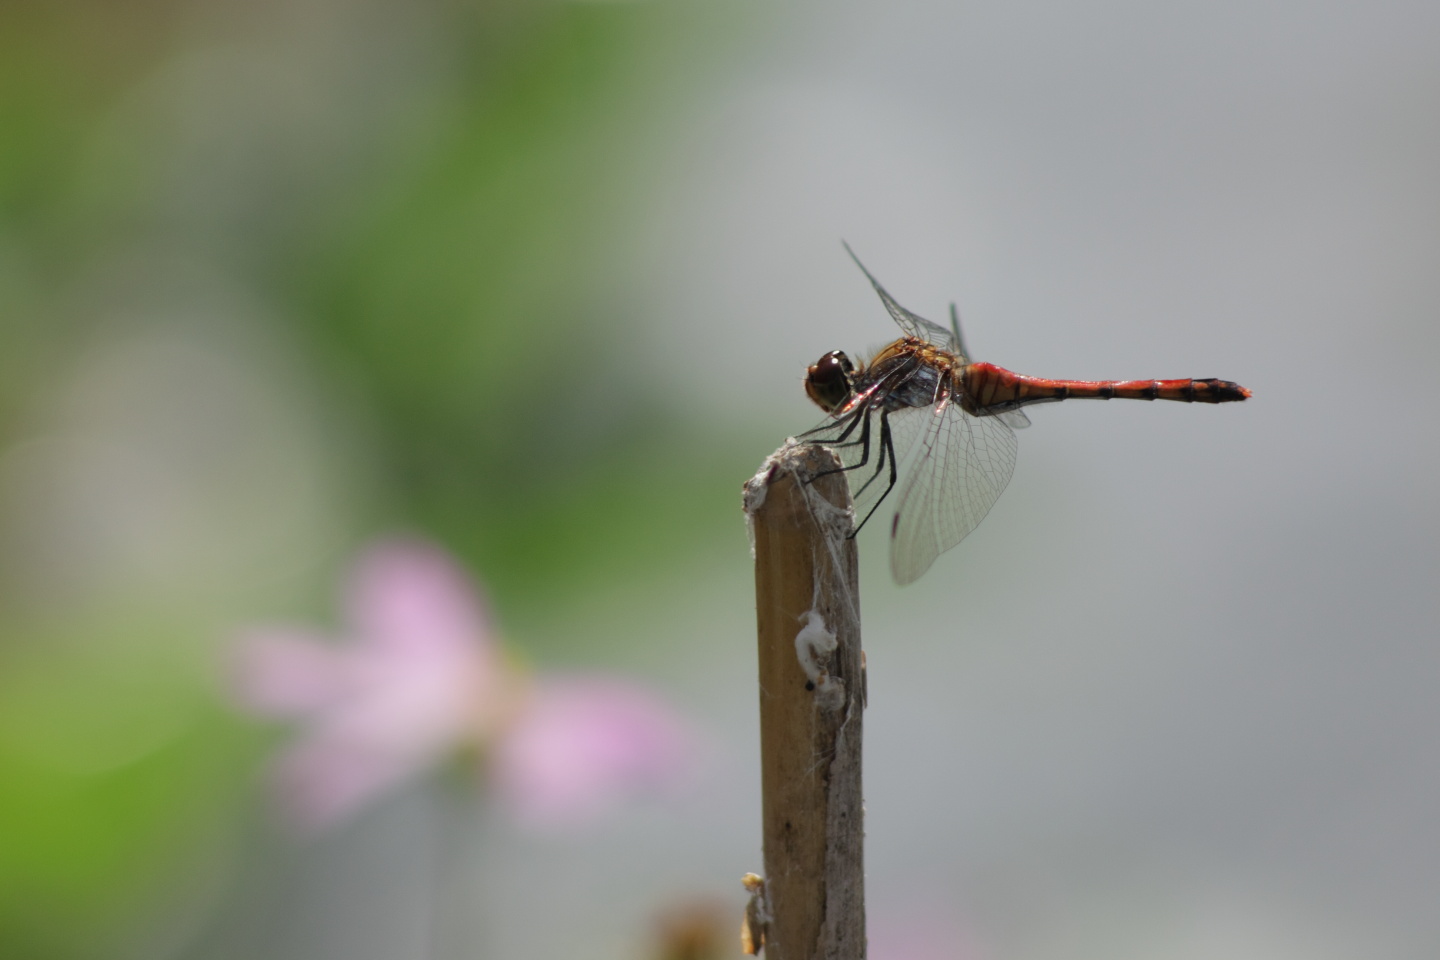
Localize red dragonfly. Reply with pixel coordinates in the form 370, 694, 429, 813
801, 246, 1252, 584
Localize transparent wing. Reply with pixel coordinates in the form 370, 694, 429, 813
843, 242, 963, 356
995, 409, 1031, 429
947, 303, 971, 361
889, 405, 1019, 585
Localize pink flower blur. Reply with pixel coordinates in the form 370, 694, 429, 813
230, 537, 691, 831
494, 677, 695, 828
867, 906, 986, 960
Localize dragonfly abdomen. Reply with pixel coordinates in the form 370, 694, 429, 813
962, 361, 1251, 412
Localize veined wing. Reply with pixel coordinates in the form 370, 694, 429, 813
889, 403, 1018, 585
843, 243, 964, 357
947, 303, 971, 363
995, 409, 1031, 429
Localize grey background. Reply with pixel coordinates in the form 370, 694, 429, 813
183, 0, 1440, 957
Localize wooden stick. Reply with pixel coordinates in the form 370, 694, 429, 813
742, 441, 866, 960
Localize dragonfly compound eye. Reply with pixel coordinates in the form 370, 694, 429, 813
805, 350, 855, 412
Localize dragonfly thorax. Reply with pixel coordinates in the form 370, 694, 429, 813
804, 350, 856, 413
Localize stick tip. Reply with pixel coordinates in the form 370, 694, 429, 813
743, 441, 845, 514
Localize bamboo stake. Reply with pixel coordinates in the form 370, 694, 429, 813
742, 440, 866, 960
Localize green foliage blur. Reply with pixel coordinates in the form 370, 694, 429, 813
0, 1, 753, 955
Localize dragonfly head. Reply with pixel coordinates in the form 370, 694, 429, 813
805, 350, 856, 413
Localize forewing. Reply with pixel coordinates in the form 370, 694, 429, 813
843, 243, 960, 354
889, 406, 1019, 585
948, 303, 972, 361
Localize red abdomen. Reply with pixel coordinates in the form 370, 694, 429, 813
961, 361, 1251, 412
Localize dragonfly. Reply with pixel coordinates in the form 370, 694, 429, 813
800, 245, 1252, 585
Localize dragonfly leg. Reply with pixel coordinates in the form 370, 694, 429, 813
807, 408, 875, 482
848, 412, 891, 502
849, 408, 899, 537
798, 399, 867, 445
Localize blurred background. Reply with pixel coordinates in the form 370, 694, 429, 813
2, 0, 1438, 957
